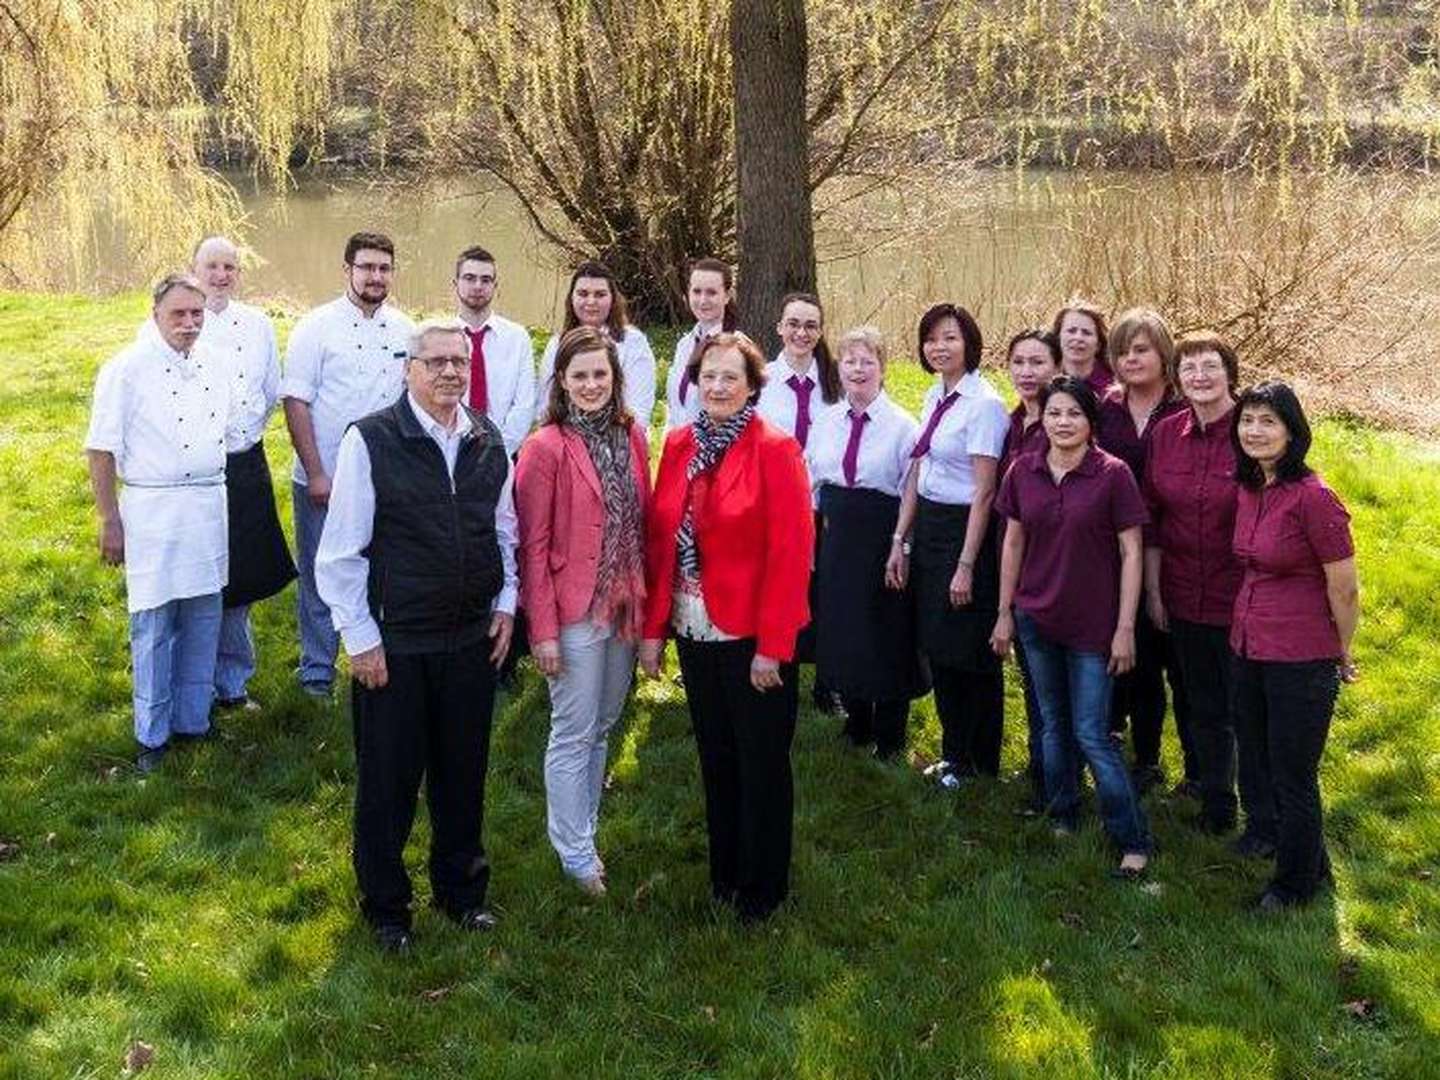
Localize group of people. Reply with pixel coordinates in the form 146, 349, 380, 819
84, 232, 1360, 953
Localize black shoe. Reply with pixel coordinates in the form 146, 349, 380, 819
1169, 778, 1203, 801
134, 744, 169, 774
372, 923, 414, 952
1231, 832, 1278, 859
171, 727, 214, 744
1192, 813, 1237, 836
449, 907, 499, 933
1131, 764, 1166, 794
811, 687, 839, 715
214, 694, 261, 713
1251, 889, 1296, 914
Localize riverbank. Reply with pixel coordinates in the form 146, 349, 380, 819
1, 291, 1437, 1077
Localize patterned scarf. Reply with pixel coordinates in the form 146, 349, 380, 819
676, 403, 756, 580
567, 400, 647, 638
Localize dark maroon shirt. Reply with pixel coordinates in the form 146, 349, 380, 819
996, 445, 1149, 654
1143, 405, 1242, 627
1083, 359, 1116, 399
999, 404, 1048, 480
1230, 472, 1354, 662
1095, 391, 1185, 481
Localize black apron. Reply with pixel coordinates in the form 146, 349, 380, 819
911, 496, 1000, 673
792, 510, 824, 665
222, 442, 297, 608
815, 485, 928, 701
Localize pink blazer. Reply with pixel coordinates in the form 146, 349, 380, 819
515, 421, 651, 644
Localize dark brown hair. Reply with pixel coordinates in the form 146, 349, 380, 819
344, 231, 395, 265
778, 292, 841, 403
561, 260, 630, 340
917, 303, 984, 374
542, 326, 633, 428
1050, 300, 1109, 367
686, 332, 768, 403
454, 245, 497, 278
688, 257, 738, 332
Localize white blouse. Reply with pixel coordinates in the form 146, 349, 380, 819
756, 354, 840, 452
278, 294, 416, 485
806, 391, 919, 500
663, 321, 721, 432
539, 325, 656, 429
915, 370, 1009, 505
198, 298, 279, 453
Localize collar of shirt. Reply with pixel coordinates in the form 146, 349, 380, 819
694, 320, 722, 342
773, 354, 817, 382
138, 318, 200, 378
341, 293, 393, 321
1028, 443, 1102, 478
406, 392, 474, 442
1180, 402, 1233, 439
847, 390, 887, 419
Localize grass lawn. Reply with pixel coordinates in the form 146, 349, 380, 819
0, 291, 1437, 1079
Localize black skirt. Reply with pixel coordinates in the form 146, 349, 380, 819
792, 510, 824, 665
222, 442, 297, 608
815, 486, 928, 702
911, 496, 1000, 673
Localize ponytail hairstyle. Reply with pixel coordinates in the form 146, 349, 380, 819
561, 260, 630, 341
688, 257, 739, 332
779, 291, 841, 404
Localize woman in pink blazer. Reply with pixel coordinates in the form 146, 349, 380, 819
516, 326, 651, 898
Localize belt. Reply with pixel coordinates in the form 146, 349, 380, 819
125, 475, 225, 489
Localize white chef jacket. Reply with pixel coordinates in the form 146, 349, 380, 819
756, 353, 841, 452
315, 394, 520, 657
278, 294, 416, 485
84, 320, 238, 613
198, 298, 280, 452
462, 310, 536, 456
663, 321, 721, 432
806, 391, 919, 500
538, 325, 656, 428
915, 370, 1010, 505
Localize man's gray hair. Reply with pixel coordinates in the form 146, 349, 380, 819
408, 318, 469, 358
151, 273, 206, 306
192, 235, 240, 263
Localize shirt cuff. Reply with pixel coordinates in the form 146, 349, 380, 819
492, 584, 518, 617
339, 618, 383, 657
277, 378, 316, 403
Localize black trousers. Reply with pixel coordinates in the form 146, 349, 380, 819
351, 642, 497, 929
676, 637, 798, 920
931, 662, 1004, 776
1111, 608, 1196, 777
840, 696, 909, 758
1170, 619, 1241, 828
1232, 655, 1339, 902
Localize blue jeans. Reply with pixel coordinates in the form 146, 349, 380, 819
130, 593, 223, 748
215, 604, 255, 700
292, 482, 339, 688
1016, 612, 1151, 855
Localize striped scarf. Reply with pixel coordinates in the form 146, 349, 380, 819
567, 401, 646, 638
676, 403, 756, 579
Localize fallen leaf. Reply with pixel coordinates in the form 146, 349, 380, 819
419, 987, 451, 1003
122, 1040, 155, 1074
1342, 998, 1376, 1021
699, 1005, 716, 1022
1140, 880, 1164, 897
631, 872, 665, 906
1418, 869, 1433, 881
1039, 958, 1053, 974
1060, 911, 1084, 929
0, 840, 19, 861
918, 1020, 938, 1049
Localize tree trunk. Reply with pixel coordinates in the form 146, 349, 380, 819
731, 0, 816, 357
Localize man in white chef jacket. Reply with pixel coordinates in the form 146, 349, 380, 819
192, 236, 296, 711
280, 232, 415, 698
86, 274, 239, 773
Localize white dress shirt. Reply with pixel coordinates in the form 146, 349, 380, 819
85, 320, 238, 612
463, 310, 536, 456
198, 298, 280, 452
807, 390, 919, 500
278, 294, 416, 485
756, 353, 841, 452
915, 370, 1010, 505
314, 394, 519, 657
538, 325, 656, 428
663, 321, 721, 432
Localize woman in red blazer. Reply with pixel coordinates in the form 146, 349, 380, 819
516, 326, 651, 898
639, 332, 814, 922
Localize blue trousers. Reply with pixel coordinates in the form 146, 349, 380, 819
292, 482, 339, 688
215, 604, 255, 700
130, 593, 223, 748
1017, 612, 1151, 855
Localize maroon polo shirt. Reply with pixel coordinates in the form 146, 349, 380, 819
1084, 359, 1116, 399
1143, 405, 1242, 627
1230, 472, 1354, 662
1095, 391, 1185, 481
1000, 405, 1048, 480
996, 445, 1149, 654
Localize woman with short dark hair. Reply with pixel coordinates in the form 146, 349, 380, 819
1229, 381, 1359, 911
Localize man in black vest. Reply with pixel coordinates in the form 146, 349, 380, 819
315, 319, 517, 952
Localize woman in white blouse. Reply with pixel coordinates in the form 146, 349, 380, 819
539, 261, 657, 428
664, 258, 738, 433
886, 303, 1011, 789
807, 327, 924, 759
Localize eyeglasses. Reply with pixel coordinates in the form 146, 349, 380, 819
782, 319, 821, 333
417, 356, 468, 374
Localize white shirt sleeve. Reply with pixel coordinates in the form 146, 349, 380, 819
315, 426, 381, 656
260, 314, 282, 420
84, 358, 125, 455
623, 328, 657, 430
278, 311, 324, 404
499, 326, 537, 456
968, 396, 1010, 459
492, 461, 519, 616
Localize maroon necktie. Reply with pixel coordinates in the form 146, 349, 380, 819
678, 327, 704, 406
466, 325, 490, 413
910, 390, 959, 459
842, 409, 869, 486
787, 373, 815, 448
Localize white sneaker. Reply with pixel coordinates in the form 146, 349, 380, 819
922, 759, 953, 780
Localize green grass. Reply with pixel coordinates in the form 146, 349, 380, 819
1, 291, 1437, 1079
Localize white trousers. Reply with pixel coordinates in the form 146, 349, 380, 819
543, 620, 637, 878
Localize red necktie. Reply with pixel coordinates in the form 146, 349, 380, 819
466, 325, 490, 413
787, 373, 815, 448
842, 409, 870, 486
911, 390, 959, 459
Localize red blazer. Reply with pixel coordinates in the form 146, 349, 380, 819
515, 421, 651, 644
643, 415, 813, 661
